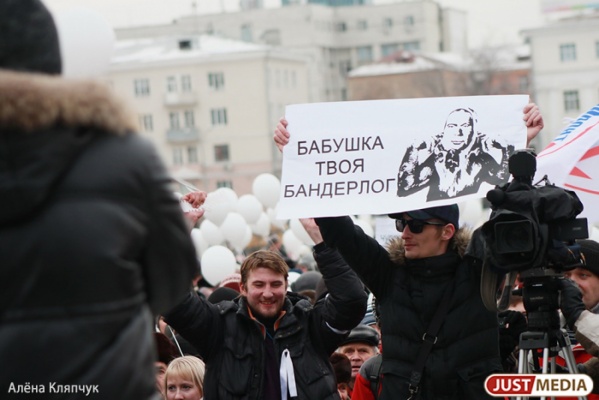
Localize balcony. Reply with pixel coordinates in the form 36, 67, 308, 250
166, 128, 200, 143
163, 92, 198, 106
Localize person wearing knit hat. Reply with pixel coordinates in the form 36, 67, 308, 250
0, 1, 198, 398
566, 239, 599, 313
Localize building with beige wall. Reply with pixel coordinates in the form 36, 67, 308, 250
107, 34, 310, 194
523, 14, 599, 149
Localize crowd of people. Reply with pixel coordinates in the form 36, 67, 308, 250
2, 1, 599, 400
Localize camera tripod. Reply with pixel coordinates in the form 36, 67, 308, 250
508, 272, 588, 400
514, 327, 586, 400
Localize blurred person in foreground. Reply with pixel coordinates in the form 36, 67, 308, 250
164, 217, 367, 399
273, 103, 544, 400
0, 1, 198, 398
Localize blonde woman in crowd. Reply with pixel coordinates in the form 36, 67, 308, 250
164, 356, 206, 400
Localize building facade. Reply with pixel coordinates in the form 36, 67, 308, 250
523, 14, 599, 149
107, 34, 310, 193
115, 2, 468, 103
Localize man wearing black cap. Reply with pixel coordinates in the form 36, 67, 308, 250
565, 239, 599, 314
337, 325, 380, 390
314, 204, 504, 400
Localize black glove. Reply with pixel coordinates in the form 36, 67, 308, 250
498, 310, 527, 363
558, 278, 586, 331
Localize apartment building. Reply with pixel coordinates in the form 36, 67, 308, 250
107, 34, 310, 193
523, 14, 599, 149
115, 1, 468, 103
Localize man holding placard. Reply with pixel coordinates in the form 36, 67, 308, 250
274, 100, 544, 400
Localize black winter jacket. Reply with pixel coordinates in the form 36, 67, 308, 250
316, 216, 502, 400
165, 244, 368, 400
0, 70, 198, 399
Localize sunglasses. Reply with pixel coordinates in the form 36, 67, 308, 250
395, 218, 446, 234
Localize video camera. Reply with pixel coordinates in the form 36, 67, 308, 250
478, 149, 588, 328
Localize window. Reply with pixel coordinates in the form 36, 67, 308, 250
357, 46, 373, 64
173, 148, 183, 165
214, 144, 230, 162
187, 146, 198, 164
167, 76, 177, 92
357, 20, 368, 30
181, 75, 192, 92
184, 110, 195, 128
139, 114, 153, 132
383, 18, 393, 30
134, 79, 150, 97
404, 15, 414, 27
564, 90, 580, 112
335, 22, 347, 32
211, 108, 228, 126
169, 112, 180, 129
402, 41, 420, 51
208, 72, 224, 90
291, 71, 297, 88
381, 43, 399, 57
560, 43, 576, 62
241, 24, 252, 42
217, 180, 233, 189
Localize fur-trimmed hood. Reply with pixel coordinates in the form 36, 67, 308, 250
0, 69, 137, 134
0, 69, 138, 225
386, 227, 473, 265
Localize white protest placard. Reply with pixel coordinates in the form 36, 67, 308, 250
535, 104, 599, 225
277, 95, 528, 219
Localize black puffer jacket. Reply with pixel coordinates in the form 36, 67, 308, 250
165, 245, 368, 400
0, 69, 198, 398
316, 216, 502, 400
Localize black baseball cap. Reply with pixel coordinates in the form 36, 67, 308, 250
389, 204, 460, 230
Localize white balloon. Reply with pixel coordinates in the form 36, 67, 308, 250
54, 8, 115, 78
282, 229, 304, 259
252, 173, 281, 209
287, 272, 301, 290
190, 228, 209, 257
200, 219, 224, 246
250, 212, 271, 238
203, 188, 238, 226
220, 212, 249, 249
240, 225, 253, 251
289, 219, 315, 246
200, 245, 237, 286
237, 194, 263, 224
267, 206, 287, 230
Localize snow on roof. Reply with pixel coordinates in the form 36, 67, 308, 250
349, 46, 530, 78
111, 34, 270, 65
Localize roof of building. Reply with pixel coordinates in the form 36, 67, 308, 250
111, 34, 270, 66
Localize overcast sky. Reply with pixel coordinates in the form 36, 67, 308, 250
44, 0, 549, 48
